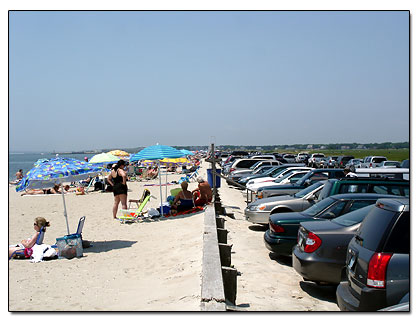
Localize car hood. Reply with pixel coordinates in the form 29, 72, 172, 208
269, 211, 313, 223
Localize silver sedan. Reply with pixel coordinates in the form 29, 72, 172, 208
244, 181, 326, 224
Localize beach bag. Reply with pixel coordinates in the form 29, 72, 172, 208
147, 208, 160, 217
56, 234, 83, 259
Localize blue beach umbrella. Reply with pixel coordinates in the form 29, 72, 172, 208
130, 145, 185, 216
16, 157, 104, 234
180, 149, 194, 156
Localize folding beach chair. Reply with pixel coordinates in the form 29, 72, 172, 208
9, 227, 46, 260
117, 195, 151, 223
128, 189, 151, 209
187, 166, 200, 182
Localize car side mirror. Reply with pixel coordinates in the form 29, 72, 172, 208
307, 195, 316, 202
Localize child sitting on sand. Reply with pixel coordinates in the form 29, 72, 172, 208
9, 217, 50, 259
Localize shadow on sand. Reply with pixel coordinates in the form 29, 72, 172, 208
299, 281, 338, 304
83, 240, 137, 253
268, 252, 293, 267
248, 224, 269, 232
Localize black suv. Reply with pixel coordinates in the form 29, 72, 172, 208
336, 198, 409, 311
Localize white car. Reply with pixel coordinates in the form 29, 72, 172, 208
307, 153, 325, 167
246, 167, 313, 191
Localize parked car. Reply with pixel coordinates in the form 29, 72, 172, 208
334, 156, 355, 168
264, 193, 399, 257
226, 158, 269, 176
345, 158, 362, 170
377, 160, 401, 168
307, 153, 325, 167
401, 159, 409, 168
336, 197, 409, 311
318, 177, 410, 201
237, 164, 306, 186
228, 165, 275, 186
282, 154, 296, 163
246, 167, 313, 189
230, 160, 280, 177
292, 198, 402, 285
360, 156, 387, 168
244, 181, 326, 224
247, 169, 314, 192
250, 155, 277, 160
319, 156, 338, 168
296, 152, 309, 163
254, 169, 345, 200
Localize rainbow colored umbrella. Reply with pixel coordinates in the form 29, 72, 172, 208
16, 157, 104, 234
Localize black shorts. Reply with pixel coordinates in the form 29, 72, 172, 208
113, 183, 128, 196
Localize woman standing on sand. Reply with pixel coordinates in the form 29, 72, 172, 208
107, 160, 128, 219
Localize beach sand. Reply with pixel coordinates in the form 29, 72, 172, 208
8, 169, 204, 311
8, 161, 339, 312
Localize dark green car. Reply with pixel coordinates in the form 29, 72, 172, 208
264, 193, 403, 256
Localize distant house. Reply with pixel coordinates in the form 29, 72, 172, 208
320, 146, 327, 150
341, 146, 350, 150
356, 145, 367, 149
307, 144, 313, 149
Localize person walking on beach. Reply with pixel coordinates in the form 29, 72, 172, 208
107, 160, 128, 219
9, 217, 50, 259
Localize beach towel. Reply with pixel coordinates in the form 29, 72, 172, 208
144, 183, 174, 187
30, 244, 57, 263
165, 206, 204, 217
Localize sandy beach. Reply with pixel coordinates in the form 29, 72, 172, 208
8, 168, 204, 311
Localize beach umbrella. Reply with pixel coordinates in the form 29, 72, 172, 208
130, 145, 184, 216
180, 149, 194, 156
89, 152, 120, 164
108, 150, 129, 157
159, 157, 193, 166
16, 157, 104, 235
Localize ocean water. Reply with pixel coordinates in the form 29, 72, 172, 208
8, 153, 97, 181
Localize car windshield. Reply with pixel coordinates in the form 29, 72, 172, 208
272, 168, 290, 178
294, 181, 325, 198
303, 197, 336, 217
331, 204, 374, 226
274, 171, 295, 183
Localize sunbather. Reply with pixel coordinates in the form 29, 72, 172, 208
9, 217, 50, 259
21, 184, 62, 196
192, 177, 212, 206
171, 181, 194, 214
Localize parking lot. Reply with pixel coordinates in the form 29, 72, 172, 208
217, 173, 340, 311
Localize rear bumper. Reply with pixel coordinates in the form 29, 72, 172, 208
244, 209, 270, 224
336, 280, 388, 311
264, 231, 296, 256
292, 246, 342, 284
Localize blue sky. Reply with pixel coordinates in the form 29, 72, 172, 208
9, 11, 409, 152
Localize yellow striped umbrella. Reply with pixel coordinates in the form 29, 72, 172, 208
108, 150, 129, 157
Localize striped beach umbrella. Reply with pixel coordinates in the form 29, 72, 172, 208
130, 145, 184, 216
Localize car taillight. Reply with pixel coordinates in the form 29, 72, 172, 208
269, 222, 285, 233
367, 253, 392, 288
369, 163, 373, 168
230, 168, 236, 172
304, 232, 322, 253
